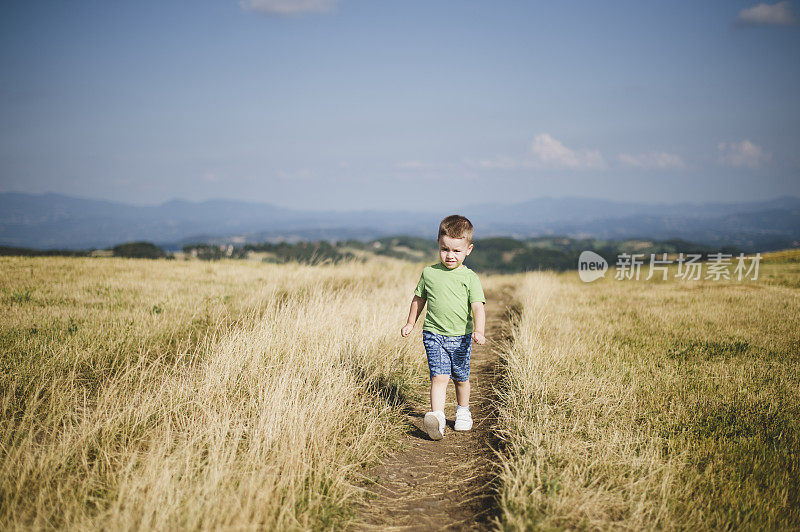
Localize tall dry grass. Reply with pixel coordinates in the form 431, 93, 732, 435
1, 256, 427, 530
496, 263, 800, 530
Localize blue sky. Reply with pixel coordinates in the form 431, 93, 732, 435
1, 0, 798, 211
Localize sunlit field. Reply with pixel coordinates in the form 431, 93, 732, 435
1, 256, 429, 529
3, 254, 798, 530
495, 261, 800, 530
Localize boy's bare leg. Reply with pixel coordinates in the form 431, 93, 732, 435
430, 375, 450, 412
454, 379, 470, 408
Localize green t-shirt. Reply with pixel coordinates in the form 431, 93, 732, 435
413, 263, 485, 336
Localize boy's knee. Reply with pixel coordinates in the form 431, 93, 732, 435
431, 374, 450, 384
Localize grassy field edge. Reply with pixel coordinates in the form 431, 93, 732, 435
493, 264, 799, 530
1, 257, 429, 530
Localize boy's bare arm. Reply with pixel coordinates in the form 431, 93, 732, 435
401, 295, 426, 337
471, 301, 486, 345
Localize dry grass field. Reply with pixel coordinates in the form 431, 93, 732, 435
2, 255, 798, 530
1, 256, 428, 530
495, 261, 800, 530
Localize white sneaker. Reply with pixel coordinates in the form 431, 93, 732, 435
423, 410, 446, 440
454, 407, 473, 431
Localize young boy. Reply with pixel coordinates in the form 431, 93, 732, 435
400, 215, 486, 441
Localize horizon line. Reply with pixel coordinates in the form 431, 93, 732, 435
2, 190, 798, 213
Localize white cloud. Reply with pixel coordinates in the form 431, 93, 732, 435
736, 2, 798, 26
240, 0, 339, 15
717, 140, 770, 168
462, 134, 607, 171
529, 133, 606, 169
618, 152, 686, 170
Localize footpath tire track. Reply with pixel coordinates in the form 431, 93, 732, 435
354, 283, 516, 531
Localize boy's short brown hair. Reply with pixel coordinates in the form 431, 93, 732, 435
438, 215, 474, 245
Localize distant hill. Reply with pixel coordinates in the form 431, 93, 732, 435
2, 235, 752, 275
361, 235, 745, 274
0, 192, 798, 252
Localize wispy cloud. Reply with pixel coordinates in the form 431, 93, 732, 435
717, 140, 770, 168
618, 152, 686, 169
465, 134, 606, 170
465, 136, 692, 173
736, 2, 798, 26
240, 0, 339, 15
529, 133, 606, 169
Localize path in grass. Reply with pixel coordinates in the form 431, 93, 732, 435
355, 283, 515, 530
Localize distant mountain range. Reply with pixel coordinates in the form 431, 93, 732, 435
0, 192, 798, 252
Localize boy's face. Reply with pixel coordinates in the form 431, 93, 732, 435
438, 235, 473, 269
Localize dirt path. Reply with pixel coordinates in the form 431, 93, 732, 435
354, 284, 515, 531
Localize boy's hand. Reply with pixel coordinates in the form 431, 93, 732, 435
400, 323, 414, 337
472, 331, 486, 345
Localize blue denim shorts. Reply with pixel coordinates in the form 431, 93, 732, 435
422, 330, 472, 382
